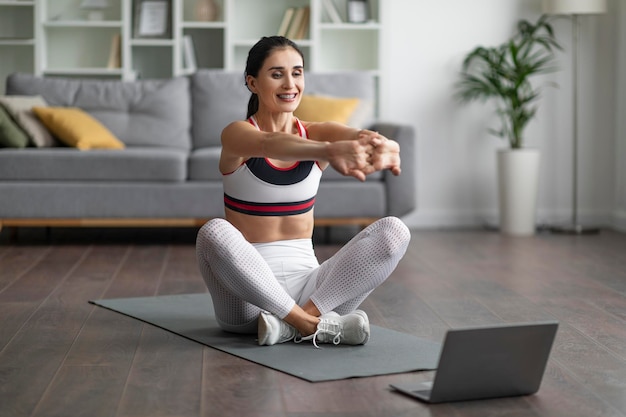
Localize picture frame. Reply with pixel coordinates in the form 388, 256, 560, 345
134, 0, 171, 38
346, 0, 368, 23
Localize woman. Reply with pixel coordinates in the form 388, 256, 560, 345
196, 36, 410, 347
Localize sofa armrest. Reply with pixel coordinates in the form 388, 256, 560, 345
370, 122, 417, 218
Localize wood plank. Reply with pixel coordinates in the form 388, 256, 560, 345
100, 245, 170, 299
116, 326, 203, 417
0, 246, 51, 291
157, 244, 207, 295
0, 245, 86, 303
0, 302, 39, 351
526, 361, 626, 417
0, 245, 129, 417
200, 349, 286, 417
31, 365, 130, 417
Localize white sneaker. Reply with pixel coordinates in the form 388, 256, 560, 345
257, 311, 297, 346
296, 310, 370, 348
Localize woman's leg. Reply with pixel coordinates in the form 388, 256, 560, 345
196, 218, 300, 333
307, 216, 411, 315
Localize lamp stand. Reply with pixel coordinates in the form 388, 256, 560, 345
550, 14, 600, 235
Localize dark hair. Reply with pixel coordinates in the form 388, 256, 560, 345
245, 36, 304, 118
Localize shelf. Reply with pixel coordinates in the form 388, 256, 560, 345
130, 38, 175, 47
319, 22, 380, 30
0, 38, 34, 46
44, 20, 123, 28
181, 21, 226, 29
0, 1, 34, 5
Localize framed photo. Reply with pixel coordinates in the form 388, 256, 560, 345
347, 0, 368, 23
134, 0, 171, 38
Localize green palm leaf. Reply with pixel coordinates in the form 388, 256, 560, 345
455, 14, 562, 149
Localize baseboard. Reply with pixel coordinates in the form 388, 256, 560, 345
402, 209, 616, 231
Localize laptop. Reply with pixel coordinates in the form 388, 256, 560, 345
390, 321, 559, 403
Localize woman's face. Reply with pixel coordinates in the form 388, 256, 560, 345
247, 47, 304, 114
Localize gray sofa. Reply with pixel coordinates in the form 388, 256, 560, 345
0, 70, 415, 232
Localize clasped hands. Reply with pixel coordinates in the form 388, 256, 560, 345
329, 129, 401, 182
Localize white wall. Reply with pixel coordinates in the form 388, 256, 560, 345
381, 0, 621, 230
615, 0, 626, 230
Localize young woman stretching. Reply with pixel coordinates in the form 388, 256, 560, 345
196, 36, 410, 347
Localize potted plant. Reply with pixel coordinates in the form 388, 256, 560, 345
456, 14, 561, 235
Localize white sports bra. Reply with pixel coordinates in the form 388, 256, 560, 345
222, 117, 323, 216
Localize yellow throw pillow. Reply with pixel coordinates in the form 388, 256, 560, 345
294, 95, 360, 124
32, 106, 125, 150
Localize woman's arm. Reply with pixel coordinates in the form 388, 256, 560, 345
220, 120, 374, 181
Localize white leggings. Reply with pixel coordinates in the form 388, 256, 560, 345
196, 216, 410, 334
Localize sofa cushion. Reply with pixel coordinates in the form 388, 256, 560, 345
0, 95, 56, 147
188, 147, 222, 181
0, 106, 29, 148
315, 182, 385, 217
191, 70, 248, 149
6, 73, 191, 150
321, 167, 383, 181
33, 107, 125, 150
0, 148, 187, 182
0, 182, 225, 219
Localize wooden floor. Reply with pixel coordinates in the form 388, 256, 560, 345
1, 226, 625, 417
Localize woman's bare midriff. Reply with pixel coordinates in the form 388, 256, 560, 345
224, 208, 315, 243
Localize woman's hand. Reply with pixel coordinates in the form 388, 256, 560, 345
326, 135, 376, 181
366, 131, 401, 176
326, 130, 401, 181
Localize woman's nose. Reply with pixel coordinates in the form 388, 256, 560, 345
283, 75, 295, 88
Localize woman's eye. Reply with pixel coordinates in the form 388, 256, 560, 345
272, 72, 283, 79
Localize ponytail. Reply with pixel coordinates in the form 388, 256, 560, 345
246, 93, 259, 119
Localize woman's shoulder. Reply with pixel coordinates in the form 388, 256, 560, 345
222, 119, 256, 138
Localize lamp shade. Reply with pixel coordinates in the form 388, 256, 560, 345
542, 0, 607, 14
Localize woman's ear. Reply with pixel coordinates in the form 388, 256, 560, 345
245, 75, 257, 93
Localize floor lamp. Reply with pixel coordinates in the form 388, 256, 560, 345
542, 0, 607, 234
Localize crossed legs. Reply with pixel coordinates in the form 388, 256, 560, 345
195, 216, 410, 337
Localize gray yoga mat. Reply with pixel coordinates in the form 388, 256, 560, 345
90, 293, 440, 382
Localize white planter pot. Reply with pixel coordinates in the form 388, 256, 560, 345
497, 148, 541, 236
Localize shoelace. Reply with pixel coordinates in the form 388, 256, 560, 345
295, 319, 342, 348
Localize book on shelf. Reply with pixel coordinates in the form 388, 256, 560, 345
277, 7, 295, 37
286, 6, 310, 40
106, 33, 121, 69
322, 0, 343, 23
294, 7, 310, 39
182, 35, 197, 72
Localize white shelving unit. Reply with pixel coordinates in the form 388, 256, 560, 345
0, 1, 37, 94
1, 0, 381, 90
